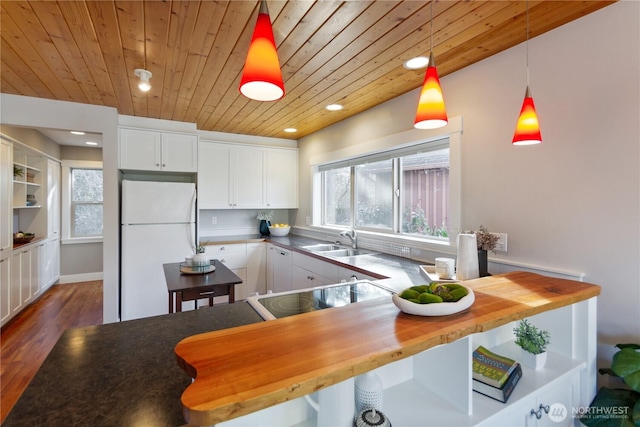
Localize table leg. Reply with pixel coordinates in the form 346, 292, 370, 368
176, 292, 183, 313
229, 285, 235, 304
169, 292, 174, 314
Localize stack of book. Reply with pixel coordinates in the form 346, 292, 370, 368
472, 346, 522, 403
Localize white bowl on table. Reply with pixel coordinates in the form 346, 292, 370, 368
268, 226, 291, 236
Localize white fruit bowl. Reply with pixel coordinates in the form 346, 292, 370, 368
392, 284, 475, 316
268, 226, 291, 237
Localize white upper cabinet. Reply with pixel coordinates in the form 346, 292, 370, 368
198, 142, 231, 209
265, 148, 298, 209
233, 145, 265, 208
119, 128, 197, 172
198, 141, 297, 210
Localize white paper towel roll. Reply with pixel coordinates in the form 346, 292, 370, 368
456, 234, 479, 281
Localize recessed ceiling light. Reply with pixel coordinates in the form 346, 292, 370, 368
325, 104, 343, 111
403, 56, 429, 70
284, 128, 297, 133
70, 131, 85, 135
85, 141, 98, 146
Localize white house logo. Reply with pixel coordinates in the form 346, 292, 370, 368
549, 403, 568, 422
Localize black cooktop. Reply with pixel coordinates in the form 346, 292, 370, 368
257, 281, 393, 319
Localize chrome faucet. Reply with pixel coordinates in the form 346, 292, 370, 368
340, 229, 357, 249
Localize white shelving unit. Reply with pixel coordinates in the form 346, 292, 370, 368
217, 295, 596, 427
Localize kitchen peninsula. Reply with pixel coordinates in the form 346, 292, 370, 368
3, 237, 600, 427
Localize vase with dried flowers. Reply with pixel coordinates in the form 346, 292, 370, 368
463, 225, 499, 277
257, 211, 273, 235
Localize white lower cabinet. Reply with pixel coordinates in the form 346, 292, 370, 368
205, 242, 265, 303
219, 296, 597, 427
292, 251, 339, 290
0, 251, 10, 324
246, 243, 266, 296
3, 239, 61, 326
266, 244, 293, 293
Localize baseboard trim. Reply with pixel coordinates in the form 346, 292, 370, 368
58, 272, 104, 284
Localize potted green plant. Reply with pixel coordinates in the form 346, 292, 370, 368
581, 344, 640, 427
514, 319, 550, 370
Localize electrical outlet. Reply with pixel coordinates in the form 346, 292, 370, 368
492, 233, 508, 252
211, 216, 217, 225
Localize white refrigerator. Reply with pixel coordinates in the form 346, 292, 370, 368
120, 180, 197, 321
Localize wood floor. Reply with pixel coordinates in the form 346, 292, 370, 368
0, 281, 103, 423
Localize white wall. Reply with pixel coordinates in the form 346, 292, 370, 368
0, 94, 120, 323
297, 1, 640, 364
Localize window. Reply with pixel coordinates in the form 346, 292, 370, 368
320, 139, 449, 239
62, 160, 103, 243
71, 168, 103, 237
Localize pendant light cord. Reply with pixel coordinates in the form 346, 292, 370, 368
430, 1, 434, 54
526, 0, 530, 86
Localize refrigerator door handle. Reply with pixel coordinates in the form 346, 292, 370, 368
190, 187, 197, 250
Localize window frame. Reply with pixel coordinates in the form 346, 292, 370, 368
310, 117, 462, 248
61, 160, 103, 244
320, 138, 450, 238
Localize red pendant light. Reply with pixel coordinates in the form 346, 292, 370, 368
239, 0, 284, 102
512, 0, 542, 145
414, 2, 447, 130
414, 52, 448, 129
512, 86, 542, 145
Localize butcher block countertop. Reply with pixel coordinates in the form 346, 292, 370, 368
175, 271, 601, 426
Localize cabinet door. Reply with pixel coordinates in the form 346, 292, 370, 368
48, 237, 60, 287
10, 251, 21, 314
0, 139, 12, 252
233, 145, 265, 208
293, 265, 335, 290
198, 142, 232, 209
19, 248, 31, 305
161, 133, 197, 172
268, 245, 293, 293
0, 253, 10, 324
33, 242, 45, 297
265, 148, 298, 208
119, 128, 162, 171
246, 243, 266, 296
47, 159, 60, 237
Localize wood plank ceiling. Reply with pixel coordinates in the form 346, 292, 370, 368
1, 1, 615, 140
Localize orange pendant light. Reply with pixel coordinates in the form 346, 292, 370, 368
414, 51, 448, 129
512, 0, 542, 145
239, 0, 284, 101
414, 2, 447, 130
512, 86, 542, 145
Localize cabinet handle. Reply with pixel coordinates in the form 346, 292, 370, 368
156, 163, 160, 167
530, 404, 550, 420
162, 164, 166, 167
307, 276, 314, 281
220, 247, 226, 251
220, 259, 226, 263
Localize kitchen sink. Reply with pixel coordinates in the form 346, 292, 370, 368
302, 244, 344, 252
319, 248, 375, 257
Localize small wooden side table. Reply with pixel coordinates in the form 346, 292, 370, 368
163, 259, 243, 313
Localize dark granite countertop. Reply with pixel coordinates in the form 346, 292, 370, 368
3, 303, 263, 427
200, 233, 429, 291
5, 233, 429, 426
